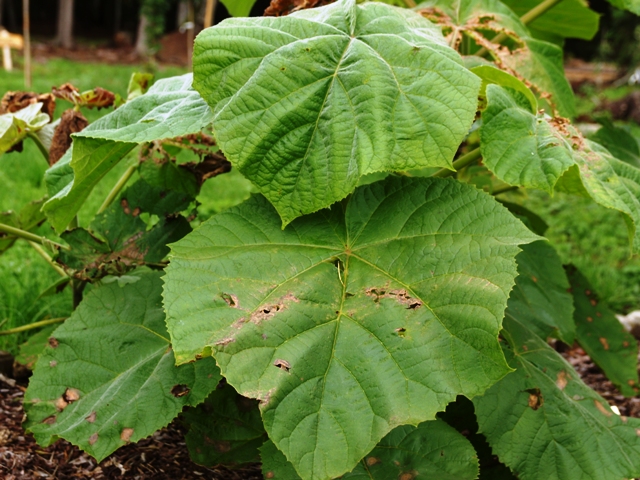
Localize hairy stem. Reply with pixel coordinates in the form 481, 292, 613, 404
0, 222, 69, 251
28, 241, 68, 277
431, 147, 482, 178
97, 164, 137, 215
0, 317, 67, 336
475, 0, 565, 57
27, 132, 49, 164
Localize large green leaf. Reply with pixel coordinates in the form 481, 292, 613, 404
419, 0, 576, 117
261, 419, 479, 480
0, 102, 50, 154
43, 74, 213, 233
480, 85, 574, 192
567, 266, 639, 397
507, 241, 575, 344
474, 315, 640, 480
193, 0, 481, 225
24, 269, 220, 462
501, 0, 599, 41
164, 176, 538, 480
184, 382, 267, 467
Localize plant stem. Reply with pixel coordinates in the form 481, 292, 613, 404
0, 222, 69, 251
0, 317, 67, 336
431, 147, 482, 178
475, 0, 565, 57
492, 185, 519, 195
27, 132, 49, 164
28, 241, 68, 277
402, 0, 416, 7
97, 164, 137, 214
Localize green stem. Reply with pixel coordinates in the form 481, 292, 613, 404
27, 132, 49, 164
402, 0, 417, 6
431, 147, 482, 178
475, 0, 565, 57
0, 317, 67, 336
97, 164, 137, 214
492, 185, 519, 195
28, 241, 68, 277
0, 222, 69, 251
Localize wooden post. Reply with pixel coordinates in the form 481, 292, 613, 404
204, 0, 216, 28
23, 0, 31, 87
187, 0, 194, 69
0, 28, 23, 72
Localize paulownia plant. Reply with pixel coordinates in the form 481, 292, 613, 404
1, 0, 640, 479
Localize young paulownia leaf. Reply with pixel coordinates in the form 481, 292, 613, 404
163, 176, 539, 480
567, 266, 639, 396
507, 240, 575, 344
501, 0, 599, 41
419, 0, 576, 117
480, 85, 574, 193
24, 269, 220, 462
193, 0, 481, 225
260, 419, 479, 480
184, 382, 267, 467
474, 315, 640, 480
43, 74, 213, 233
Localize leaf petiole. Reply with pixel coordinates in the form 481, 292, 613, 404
0, 222, 70, 251
28, 241, 68, 277
97, 164, 137, 214
0, 317, 67, 336
431, 147, 482, 178
27, 132, 49, 164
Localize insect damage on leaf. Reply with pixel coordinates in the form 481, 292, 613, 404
120, 428, 134, 442
171, 384, 190, 398
526, 388, 543, 410
366, 287, 422, 310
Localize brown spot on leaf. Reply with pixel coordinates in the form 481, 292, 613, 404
366, 457, 380, 466
594, 401, 612, 417
121, 198, 131, 215
526, 388, 543, 410
42, 415, 56, 425
64, 388, 81, 403
265, 473, 275, 479
596, 312, 602, 317
590, 299, 598, 307
629, 379, 636, 386
556, 371, 568, 391
531, 276, 538, 283
85, 411, 96, 423
587, 317, 593, 322
49, 361, 57, 368
215, 337, 235, 347
48, 337, 59, 348
88, 433, 99, 445
171, 384, 190, 398
54, 397, 69, 412
120, 428, 134, 442
221, 293, 239, 308
399, 472, 417, 480
624, 341, 630, 348
395, 327, 406, 337
599, 337, 610, 350
522, 344, 528, 351
366, 288, 422, 309
274, 359, 291, 372
250, 294, 299, 324
132, 207, 141, 217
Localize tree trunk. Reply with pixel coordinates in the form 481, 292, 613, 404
55, 0, 74, 48
135, 14, 149, 57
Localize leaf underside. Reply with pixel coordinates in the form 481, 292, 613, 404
193, 0, 480, 225
163, 176, 538, 480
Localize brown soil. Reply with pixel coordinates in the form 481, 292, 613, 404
1, 343, 639, 479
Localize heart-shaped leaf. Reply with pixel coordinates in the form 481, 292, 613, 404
163, 176, 538, 479
24, 269, 220, 462
193, 0, 481, 225
474, 315, 640, 480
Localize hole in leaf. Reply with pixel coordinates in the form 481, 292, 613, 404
171, 384, 190, 398
42, 415, 56, 425
221, 292, 238, 308
274, 359, 291, 372
526, 388, 543, 410
121, 428, 134, 442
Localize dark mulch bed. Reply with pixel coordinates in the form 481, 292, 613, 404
0, 375, 263, 480
1, 344, 639, 479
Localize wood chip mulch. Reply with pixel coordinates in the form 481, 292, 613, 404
0, 375, 263, 480
1, 344, 639, 479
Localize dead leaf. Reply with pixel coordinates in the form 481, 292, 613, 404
49, 109, 88, 166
